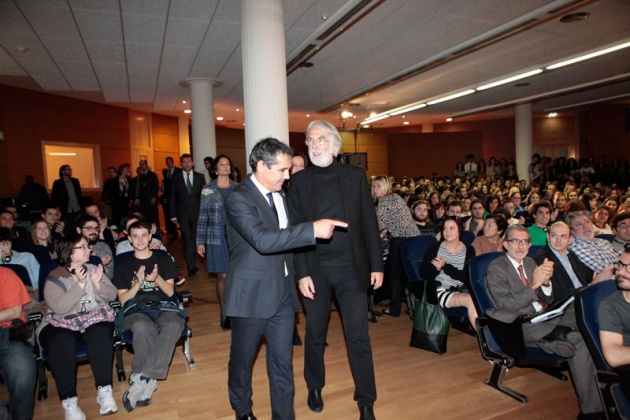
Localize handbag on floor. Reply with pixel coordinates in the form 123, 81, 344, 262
409, 282, 450, 354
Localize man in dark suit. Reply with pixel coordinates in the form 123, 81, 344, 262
486, 224, 602, 417
162, 157, 181, 239
534, 221, 610, 304
168, 154, 204, 276
133, 159, 160, 226
288, 120, 384, 420
51, 164, 82, 228
224, 137, 346, 420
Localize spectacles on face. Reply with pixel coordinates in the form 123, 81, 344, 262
506, 238, 531, 246
72, 244, 91, 250
82, 225, 100, 232
613, 261, 630, 273
305, 136, 330, 146
616, 223, 630, 230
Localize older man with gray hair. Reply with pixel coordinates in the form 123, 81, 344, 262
566, 210, 620, 273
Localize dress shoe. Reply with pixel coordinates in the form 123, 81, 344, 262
359, 404, 375, 420
537, 325, 576, 358
236, 413, 257, 420
307, 389, 323, 413
188, 268, 198, 276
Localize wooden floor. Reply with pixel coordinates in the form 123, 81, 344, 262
23, 237, 582, 419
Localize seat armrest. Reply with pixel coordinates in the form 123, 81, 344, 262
28, 312, 43, 325
177, 290, 193, 302
486, 314, 527, 360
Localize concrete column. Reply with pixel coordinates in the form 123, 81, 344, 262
179, 77, 222, 167
515, 103, 533, 184
241, 0, 289, 172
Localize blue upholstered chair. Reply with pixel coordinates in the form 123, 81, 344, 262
467, 252, 569, 403
575, 280, 630, 419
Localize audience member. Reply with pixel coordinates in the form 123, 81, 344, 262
464, 199, 485, 235
567, 211, 620, 273
0, 227, 40, 290
161, 156, 181, 240
75, 214, 114, 278
485, 225, 602, 417
472, 214, 507, 255
420, 216, 478, 329
592, 205, 614, 235
0, 266, 36, 420
111, 164, 132, 228
101, 167, 119, 221
527, 201, 552, 246
16, 175, 50, 221
42, 206, 65, 241
51, 165, 82, 230
37, 234, 118, 418
372, 175, 419, 317
114, 220, 186, 412
611, 213, 630, 252
534, 222, 610, 304
0, 209, 29, 248
132, 160, 160, 226
410, 200, 439, 236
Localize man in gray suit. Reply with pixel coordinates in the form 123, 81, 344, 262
486, 224, 602, 417
224, 138, 346, 420
169, 154, 205, 276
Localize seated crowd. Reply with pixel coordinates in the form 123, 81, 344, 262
0, 197, 186, 419
1, 152, 629, 419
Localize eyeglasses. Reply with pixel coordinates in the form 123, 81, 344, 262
506, 238, 531, 245
72, 244, 91, 250
305, 136, 330, 146
616, 223, 630, 230
614, 261, 630, 272
81, 226, 100, 231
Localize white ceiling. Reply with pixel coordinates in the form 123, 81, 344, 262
0, 0, 629, 131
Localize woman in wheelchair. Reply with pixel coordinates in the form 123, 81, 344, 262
37, 234, 118, 419
420, 216, 479, 330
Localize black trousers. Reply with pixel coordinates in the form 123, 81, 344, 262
303, 265, 376, 406
39, 322, 114, 400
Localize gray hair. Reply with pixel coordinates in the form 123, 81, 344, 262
249, 137, 294, 172
504, 224, 530, 241
306, 120, 342, 157
565, 210, 592, 229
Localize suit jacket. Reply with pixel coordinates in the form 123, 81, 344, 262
168, 170, 205, 223
486, 254, 554, 323
533, 245, 592, 303
288, 161, 383, 292
224, 175, 315, 319
51, 177, 82, 215
132, 171, 159, 203
161, 166, 182, 200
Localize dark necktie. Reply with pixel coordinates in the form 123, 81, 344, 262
266, 192, 279, 223
186, 172, 192, 194
517, 264, 529, 287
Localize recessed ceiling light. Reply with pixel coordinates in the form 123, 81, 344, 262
236, 108, 240, 112
306, 114, 310, 118
182, 100, 187, 104
559, 12, 589, 23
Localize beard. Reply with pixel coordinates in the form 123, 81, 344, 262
308, 147, 334, 168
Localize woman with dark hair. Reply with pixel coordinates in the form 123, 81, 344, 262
484, 194, 500, 217
428, 191, 441, 209
472, 214, 508, 255
477, 159, 487, 177
372, 175, 419, 317
196, 155, 238, 330
579, 192, 598, 212
453, 161, 465, 178
431, 202, 445, 221
420, 216, 478, 329
37, 234, 118, 418
487, 157, 500, 179
592, 205, 614, 235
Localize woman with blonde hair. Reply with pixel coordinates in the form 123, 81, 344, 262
372, 175, 419, 317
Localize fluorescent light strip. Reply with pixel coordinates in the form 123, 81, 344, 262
389, 103, 427, 116
426, 89, 476, 105
546, 41, 630, 70
48, 152, 77, 156
476, 69, 543, 91
361, 114, 390, 124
